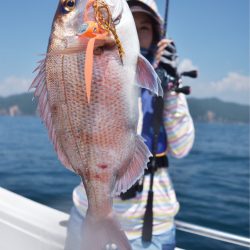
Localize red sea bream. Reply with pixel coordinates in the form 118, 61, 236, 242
30, 0, 162, 249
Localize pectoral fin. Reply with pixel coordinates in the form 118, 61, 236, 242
136, 54, 163, 97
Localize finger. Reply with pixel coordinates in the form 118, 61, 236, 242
155, 47, 167, 62
160, 56, 177, 68
155, 54, 174, 68
156, 46, 167, 56
162, 49, 173, 57
165, 43, 176, 54
157, 38, 172, 47
157, 41, 177, 56
156, 45, 177, 63
155, 47, 167, 61
157, 41, 171, 52
162, 50, 178, 60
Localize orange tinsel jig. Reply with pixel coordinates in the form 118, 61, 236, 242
77, 0, 124, 103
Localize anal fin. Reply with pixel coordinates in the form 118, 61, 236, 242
112, 135, 152, 196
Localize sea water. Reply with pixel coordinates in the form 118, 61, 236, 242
0, 116, 249, 250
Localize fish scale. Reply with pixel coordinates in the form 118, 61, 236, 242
31, 0, 162, 249
46, 49, 135, 191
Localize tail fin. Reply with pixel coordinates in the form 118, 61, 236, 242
81, 213, 131, 250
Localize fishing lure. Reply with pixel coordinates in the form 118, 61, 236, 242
78, 0, 124, 103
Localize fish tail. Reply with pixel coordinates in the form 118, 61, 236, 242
81, 212, 131, 250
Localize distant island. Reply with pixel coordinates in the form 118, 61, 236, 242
0, 93, 37, 116
0, 92, 249, 123
187, 97, 249, 123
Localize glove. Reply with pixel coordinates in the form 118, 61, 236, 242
157, 40, 178, 78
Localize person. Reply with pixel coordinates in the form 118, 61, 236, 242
64, 0, 195, 249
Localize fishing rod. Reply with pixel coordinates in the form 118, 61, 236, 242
163, 0, 169, 37
142, 0, 170, 242
159, 0, 198, 95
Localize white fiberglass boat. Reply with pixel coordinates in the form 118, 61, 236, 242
0, 187, 249, 250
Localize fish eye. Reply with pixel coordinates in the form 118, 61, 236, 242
61, 0, 76, 12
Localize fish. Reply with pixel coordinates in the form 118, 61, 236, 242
30, 0, 162, 249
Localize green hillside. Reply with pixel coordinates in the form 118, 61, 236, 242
0, 92, 37, 115
0, 93, 249, 123
187, 97, 249, 123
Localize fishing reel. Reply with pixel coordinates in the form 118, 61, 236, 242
155, 67, 198, 95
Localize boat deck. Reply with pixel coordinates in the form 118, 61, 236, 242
0, 187, 69, 250
0, 188, 184, 250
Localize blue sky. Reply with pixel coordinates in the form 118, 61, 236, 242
0, 0, 249, 104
